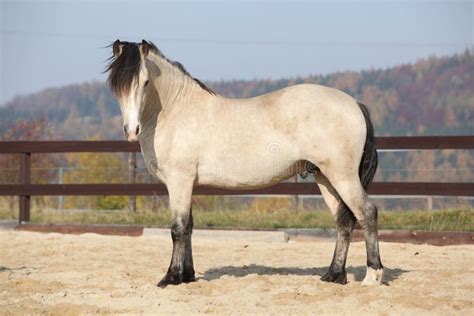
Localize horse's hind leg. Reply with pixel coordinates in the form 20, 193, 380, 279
328, 176, 384, 286
158, 174, 196, 288
316, 174, 356, 284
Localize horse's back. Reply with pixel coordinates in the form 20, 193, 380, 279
225, 83, 364, 130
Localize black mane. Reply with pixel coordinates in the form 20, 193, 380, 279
105, 41, 215, 96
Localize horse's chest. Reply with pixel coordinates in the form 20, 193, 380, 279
140, 133, 194, 183
139, 139, 168, 182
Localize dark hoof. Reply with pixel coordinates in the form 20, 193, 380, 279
157, 271, 196, 288
320, 270, 347, 284
157, 273, 180, 288
183, 274, 196, 283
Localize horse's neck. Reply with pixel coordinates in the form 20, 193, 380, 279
140, 53, 212, 134
147, 53, 204, 110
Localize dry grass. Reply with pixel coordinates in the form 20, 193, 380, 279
0, 202, 472, 231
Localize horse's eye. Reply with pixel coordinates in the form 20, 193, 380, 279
144, 80, 149, 87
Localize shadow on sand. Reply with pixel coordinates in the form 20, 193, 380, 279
202, 264, 408, 285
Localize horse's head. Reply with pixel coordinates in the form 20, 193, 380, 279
106, 39, 153, 142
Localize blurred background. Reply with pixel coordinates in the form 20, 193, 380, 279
0, 0, 472, 229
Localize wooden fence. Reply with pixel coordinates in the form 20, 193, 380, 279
0, 136, 473, 223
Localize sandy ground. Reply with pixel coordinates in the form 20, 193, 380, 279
0, 231, 473, 315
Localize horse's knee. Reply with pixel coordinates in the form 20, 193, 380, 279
170, 209, 194, 242
170, 222, 185, 242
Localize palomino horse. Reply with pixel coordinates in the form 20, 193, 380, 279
106, 40, 383, 287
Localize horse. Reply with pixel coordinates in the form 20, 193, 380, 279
106, 39, 383, 288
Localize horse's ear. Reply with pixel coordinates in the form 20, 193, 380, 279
113, 39, 122, 58
140, 39, 150, 57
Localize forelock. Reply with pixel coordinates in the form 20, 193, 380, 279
106, 42, 142, 97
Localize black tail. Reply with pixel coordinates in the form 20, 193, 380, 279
357, 102, 378, 189
335, 102, 378, 226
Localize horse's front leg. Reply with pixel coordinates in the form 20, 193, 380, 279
158, 175, 195, 288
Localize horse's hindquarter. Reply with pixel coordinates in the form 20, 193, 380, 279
195, 84, 366, 188
277, 84, 367, 171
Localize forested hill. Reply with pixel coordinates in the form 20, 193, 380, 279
1, 50, 472, 139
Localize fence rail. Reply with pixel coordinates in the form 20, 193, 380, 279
0, 136, 473, 223
1, 136, 473, 153
0, 182, 473, 196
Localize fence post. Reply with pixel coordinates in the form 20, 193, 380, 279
19, 152, 31, 223
128, 152, 137, 212
58, 167, 64, 210
427, 196, 433, 211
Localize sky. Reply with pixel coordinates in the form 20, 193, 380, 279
0, 0, 472, 104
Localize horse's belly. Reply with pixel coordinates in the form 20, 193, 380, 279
196, 157, 300, 189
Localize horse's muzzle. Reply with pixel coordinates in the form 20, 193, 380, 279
124, 124, 140, 142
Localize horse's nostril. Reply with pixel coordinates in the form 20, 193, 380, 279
136, 125, 140, 135
123, 124, 129, 135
